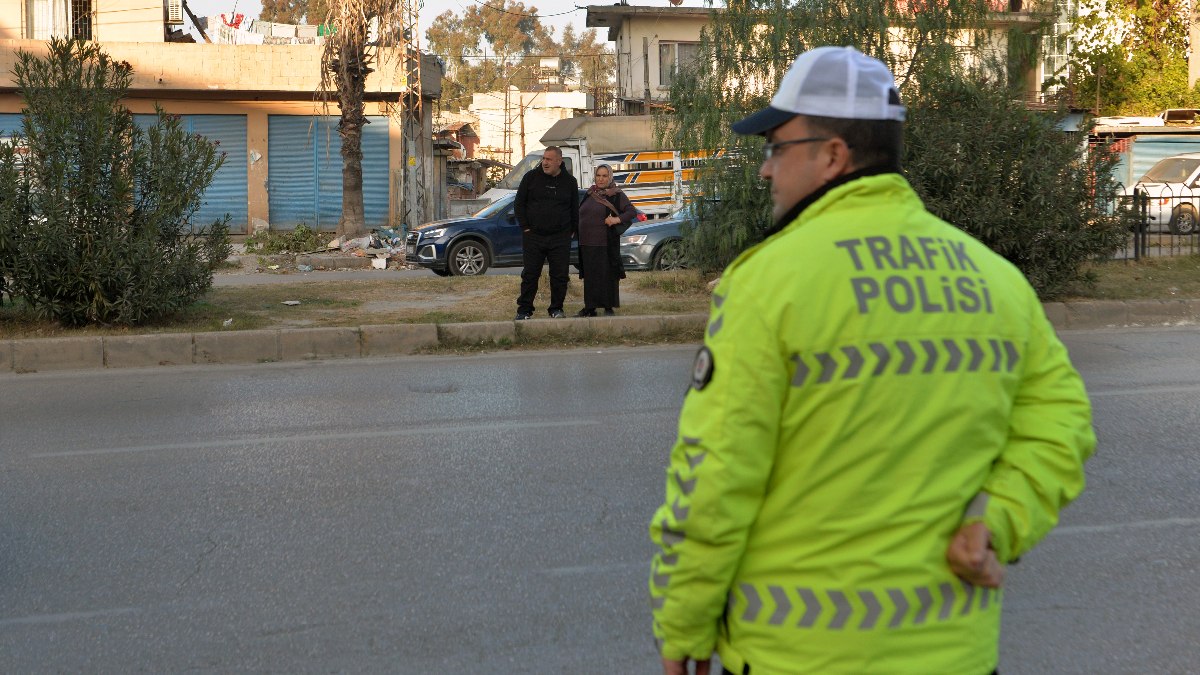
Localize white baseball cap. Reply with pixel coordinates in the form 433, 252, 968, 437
732, 46, 906, 136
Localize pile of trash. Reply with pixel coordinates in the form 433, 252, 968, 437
325, 227, 406, 269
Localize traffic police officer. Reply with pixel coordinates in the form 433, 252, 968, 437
649, 46, 1096, 675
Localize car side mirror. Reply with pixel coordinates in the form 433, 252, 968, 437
506, 211, 516, 223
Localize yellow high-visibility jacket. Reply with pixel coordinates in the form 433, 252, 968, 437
649, 173, 1096, 674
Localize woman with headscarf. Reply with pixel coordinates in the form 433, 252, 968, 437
577, 164, 637, 316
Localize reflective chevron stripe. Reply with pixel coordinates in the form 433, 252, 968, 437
670, 497, 689, 521
858, 589, 882, 629
742, 583, 762, 621
674, 471, 696, 495
729, 581, 1000, 631
768, 585, 791, 625
914, 586, 933, 624
887, 588, 908, 628
797, 587, 820, 628
708, 313, 724, 338
791, 338, 1020, 386
659, 518, 685, 546
652, 559, 670, 588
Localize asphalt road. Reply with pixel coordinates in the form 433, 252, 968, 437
1, 328, 1198, 672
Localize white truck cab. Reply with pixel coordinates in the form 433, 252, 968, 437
478, 116, 718, 219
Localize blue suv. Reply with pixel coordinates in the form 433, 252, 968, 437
406, 191, 585, 276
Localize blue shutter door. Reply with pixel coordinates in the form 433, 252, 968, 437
133, 113, 249, 234
189, 115, 248, 234
361, 117, 390, 228
267, 116, 318, 230
1131, 135, 1200, 184
268, 115, 389, 231
0, 113, 22, 136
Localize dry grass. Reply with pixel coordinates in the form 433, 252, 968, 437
1064, 255, 1200, 301
0, 270, 714, 339
4, 259, 1197, 340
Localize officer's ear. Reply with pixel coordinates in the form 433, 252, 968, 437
820, 136, 855, 181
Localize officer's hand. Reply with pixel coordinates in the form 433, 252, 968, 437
946, 521, 1004, 588
662, 657, 710, 675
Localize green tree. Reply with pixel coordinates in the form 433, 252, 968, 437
660, 1, 1125, 297
426, 3, 613, 111
538, 23, 615, 90
259, 0, 330, 24
259, 0, 306, 24
659, 0, 998, 272
1066, 0, 1199, 114
0, 39, 230, 325
904, 74, 1132, 298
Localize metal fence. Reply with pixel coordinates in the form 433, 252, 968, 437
1112, 184, 1200, 262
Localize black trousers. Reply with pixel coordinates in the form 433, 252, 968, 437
517, 231, 571, 315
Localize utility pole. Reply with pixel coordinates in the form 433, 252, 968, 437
503, 84, 512, 164
643, 37, 651, 114
400, 0, 425, 230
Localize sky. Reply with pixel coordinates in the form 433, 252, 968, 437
183, 0, 715, 44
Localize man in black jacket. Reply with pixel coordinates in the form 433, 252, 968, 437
513, 145, 579, 320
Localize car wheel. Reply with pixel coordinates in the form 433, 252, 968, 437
432, 269, 453, 277
1169, 204, 1198, 235
652, 239, 687, 271
448, 240, 490, 276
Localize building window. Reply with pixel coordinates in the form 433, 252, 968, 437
25, 0, 92, 40
1039, 0, 1076, 95
659, 42, 700, 88
71, 0, 92, 40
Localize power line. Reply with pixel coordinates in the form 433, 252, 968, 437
465, 0, 583, 19
446, 52, 614, 60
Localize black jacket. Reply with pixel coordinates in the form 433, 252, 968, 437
514, 167, 579, 237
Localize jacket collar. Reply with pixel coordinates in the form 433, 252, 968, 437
766, 165, 902, 237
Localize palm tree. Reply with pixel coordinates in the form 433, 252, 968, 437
319, 0, 408, 239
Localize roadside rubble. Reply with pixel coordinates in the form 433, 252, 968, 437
326, 227, 406, 269
242, 227, 413, 273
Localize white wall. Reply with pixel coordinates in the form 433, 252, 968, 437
469, 89, 591, 161
615, 14, 709, 104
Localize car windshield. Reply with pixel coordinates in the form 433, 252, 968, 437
1141, 157, 1200, 184
472, 193, 515, 218
496, 154, 542, 190
494, 152, 574, 190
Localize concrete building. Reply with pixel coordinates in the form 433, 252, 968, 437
0, 0, 444, 233
468, 87, 593, 165
584, 3, 1061, 115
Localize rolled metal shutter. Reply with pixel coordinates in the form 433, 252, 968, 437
0, 113, 22, 136
133, 113, 249, 234
187, 115, 249, 234
1130, 135, 1200, 184
268, 115, 389, 231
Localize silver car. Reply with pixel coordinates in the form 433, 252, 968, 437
619, 205, 693, 270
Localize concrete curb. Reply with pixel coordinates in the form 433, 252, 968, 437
0, 303, 1194, 374
1044, 298, 1200, 330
